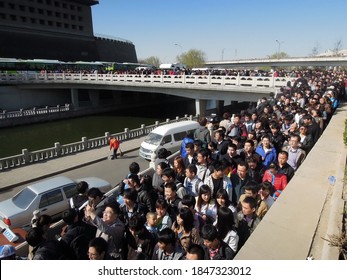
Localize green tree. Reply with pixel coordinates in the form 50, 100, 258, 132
267, 52, 290, 59
176, 49, 206, 69
138, 56, 161, 67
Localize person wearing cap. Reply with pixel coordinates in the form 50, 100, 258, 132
0, 244, 19, 260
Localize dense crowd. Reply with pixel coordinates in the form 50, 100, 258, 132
2, 69, 346, 261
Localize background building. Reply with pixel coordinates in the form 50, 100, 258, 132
0, 0, 137, 62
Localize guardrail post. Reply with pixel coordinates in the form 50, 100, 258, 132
166, 118, 170, 123
105, 132, 110, 145
189, 115, 193, 121
22, 149, 30, 164
270, 76, 275, 87
55, 142, 62, 156
155, 121, 159, 128
124, 128, 129, 140
176, 116, 179, 122
19, 108, 23, 117
82, 137, 88, 150
141, 124, 145, 135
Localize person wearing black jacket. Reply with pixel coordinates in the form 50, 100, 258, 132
60, 208, 96, 259
200, 224, 235, 260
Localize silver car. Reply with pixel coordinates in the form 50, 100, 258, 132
0, 176, 112, 229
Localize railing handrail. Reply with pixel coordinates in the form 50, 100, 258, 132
0, 72, 293, 89
0, 104, 71, 119
0, 115, 197, 171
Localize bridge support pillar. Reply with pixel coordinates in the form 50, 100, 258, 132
216, 100, 224, 115
71, 88, 79, 108
195, 99, 207, 116
89, 90, 100, 107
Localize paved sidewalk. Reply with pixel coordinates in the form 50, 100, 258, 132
0, 136, 146, 191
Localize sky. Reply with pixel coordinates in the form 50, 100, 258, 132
91, 0, 347, 63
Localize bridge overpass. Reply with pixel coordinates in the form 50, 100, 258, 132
205, 56, 347, 68
0, 72, 292, 116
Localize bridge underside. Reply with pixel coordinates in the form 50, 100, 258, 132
13, 83, 272, 116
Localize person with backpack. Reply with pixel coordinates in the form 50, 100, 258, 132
194, 117, 211, 148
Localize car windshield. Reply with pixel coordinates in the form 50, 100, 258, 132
12, 188, 37, 209
144, 132, 162, 145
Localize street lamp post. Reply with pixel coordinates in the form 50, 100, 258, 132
174, 43, 183, 54
275, 40, 284, 54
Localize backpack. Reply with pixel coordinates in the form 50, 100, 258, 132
236, 218, 256, 251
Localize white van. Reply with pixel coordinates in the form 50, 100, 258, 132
159, 63, 186, 70
139, 120, 199, 160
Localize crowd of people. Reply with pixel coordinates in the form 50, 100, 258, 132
3, 69, 346, 261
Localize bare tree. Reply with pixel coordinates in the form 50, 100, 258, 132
332, 39, 343, 56
310, 42, 320, 57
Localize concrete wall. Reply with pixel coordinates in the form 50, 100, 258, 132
95, 38, 137, 62
0, 87, 70, 110
235, 103, 347, 260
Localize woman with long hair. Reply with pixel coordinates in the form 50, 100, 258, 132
195, 184, 217, 224
215, 206, 239, 253
172, 207, 202, 252
173, 155, 186, 184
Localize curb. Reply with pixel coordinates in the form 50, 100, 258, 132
0, 147, 140, 192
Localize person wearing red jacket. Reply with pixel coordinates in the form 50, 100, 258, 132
262, 162, 287, 200
109, 136, 120, 159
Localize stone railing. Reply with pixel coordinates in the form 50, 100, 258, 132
0, 105, 71, 120
0, 72, 292, 88
0, 115, 196, 171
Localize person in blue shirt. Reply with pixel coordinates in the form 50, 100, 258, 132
255, 134, 277, 169
180, 131, 194, 158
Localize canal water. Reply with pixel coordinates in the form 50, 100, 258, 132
0, 99, 196, 158
0, 99, 251, 158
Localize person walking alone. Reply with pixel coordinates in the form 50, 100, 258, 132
109, 136, 121, 159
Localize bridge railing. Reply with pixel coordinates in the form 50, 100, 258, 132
0, 72, 293, 88
0, 105, 71, 120
0, 115, 196, 171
